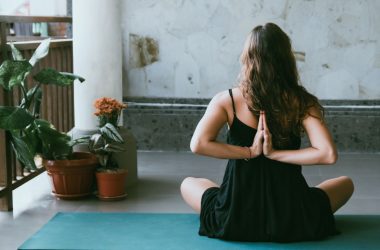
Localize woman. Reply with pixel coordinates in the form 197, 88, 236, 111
180, 23, 354, 242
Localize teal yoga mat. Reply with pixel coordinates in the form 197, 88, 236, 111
19, 213, 380, 250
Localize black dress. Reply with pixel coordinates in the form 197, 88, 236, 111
199, 89, 337, 242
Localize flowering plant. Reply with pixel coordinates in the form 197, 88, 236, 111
94, 97, 127, 127
88, 97, 127, 170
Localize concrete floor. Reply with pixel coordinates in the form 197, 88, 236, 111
0, 151, 380, 250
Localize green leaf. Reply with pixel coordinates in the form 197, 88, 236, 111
34, 119, 52, 128
60, 72, 85, 83
29, 38, 50, 66
104, 143, 125, 152
88, 134, 106, 153
69, 135, 90, 147
22, 123, 40, 156
33, 68, 84, 86
10, 134, 37, 170
35, 119, 72, 160
0, 60, 32, 90
100, 123, 124, 143
97, 154, 108, 167
0, 106, 34, 130
10, 43, 24, 60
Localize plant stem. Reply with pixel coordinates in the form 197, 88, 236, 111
20, 81, 28, 107
32, 83, 41, 117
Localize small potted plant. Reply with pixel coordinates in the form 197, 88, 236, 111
88, 97, 128, 200
0, 39, 98, 199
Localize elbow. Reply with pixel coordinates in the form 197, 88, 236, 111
321, 147, 338, 165
190, 137, 202, 154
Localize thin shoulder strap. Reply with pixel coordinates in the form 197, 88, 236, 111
228, 89, 236, 115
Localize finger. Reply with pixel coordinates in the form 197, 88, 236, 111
253, 130, 263, 144
257, 111, 263, 131
258, 130, 264, 140
262, 111, 268, 131
260, 111, 264, 130
254, 130, 263, 141
263, 130, 269, 140
264, 129, 272, 141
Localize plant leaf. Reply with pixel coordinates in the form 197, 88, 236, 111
69, 135, 90, 147
88, 134, 105, 153
60, 72, 85, 83
34, 118, 53, 128
10, 43, 24, 60
0, 60, 32, 90
97, 154, 108, 167
33, 68, 84, 86
10, 134, 37, 170
22, 123, 40, 156
104, 143, 125, 152
0, 106, 34, 130
29, 38, 50, 66
35, 119, 72, 160
100, 123, 124, 143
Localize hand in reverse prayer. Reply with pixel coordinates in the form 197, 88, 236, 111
262, 111, 274, 157
248, 111, 264, 157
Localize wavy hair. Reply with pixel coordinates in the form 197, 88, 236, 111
239, 23, 323, 148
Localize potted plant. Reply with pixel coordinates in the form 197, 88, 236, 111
88, 97, 128, 201
0, 38, 98, 199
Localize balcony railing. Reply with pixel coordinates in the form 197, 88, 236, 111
0, 15, 73, 211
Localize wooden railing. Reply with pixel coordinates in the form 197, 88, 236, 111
0, 15, 73, 211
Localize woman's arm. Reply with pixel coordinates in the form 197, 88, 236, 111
263, 107, 338, 165
190, 92, 260, 159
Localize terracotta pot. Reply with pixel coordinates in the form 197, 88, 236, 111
96, 169, 128, 201
43, 152, 98, 199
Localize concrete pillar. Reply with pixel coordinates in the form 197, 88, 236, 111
73, 0, 122, 130
72, 0, 138, 187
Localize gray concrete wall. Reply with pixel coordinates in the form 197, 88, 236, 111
121, 0, 380, 100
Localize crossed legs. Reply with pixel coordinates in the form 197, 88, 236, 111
317, 176, 354, 213
180, 177, 219, 213
180, 176, 354, 214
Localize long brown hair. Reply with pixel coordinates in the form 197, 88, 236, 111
239, 23, 323, 148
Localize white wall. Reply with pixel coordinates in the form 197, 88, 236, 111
0, 0, 28, 15
122, 0, 380, 99
29, 0, 66, 16
0, 0, 66, 16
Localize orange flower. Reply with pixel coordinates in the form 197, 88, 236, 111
93, 97, 127, 117
93, 97, 127, 127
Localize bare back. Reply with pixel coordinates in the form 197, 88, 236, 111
224, 87, 259, 130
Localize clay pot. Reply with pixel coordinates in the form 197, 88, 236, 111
96, 169, 128, 201
43, 152, 98, 199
